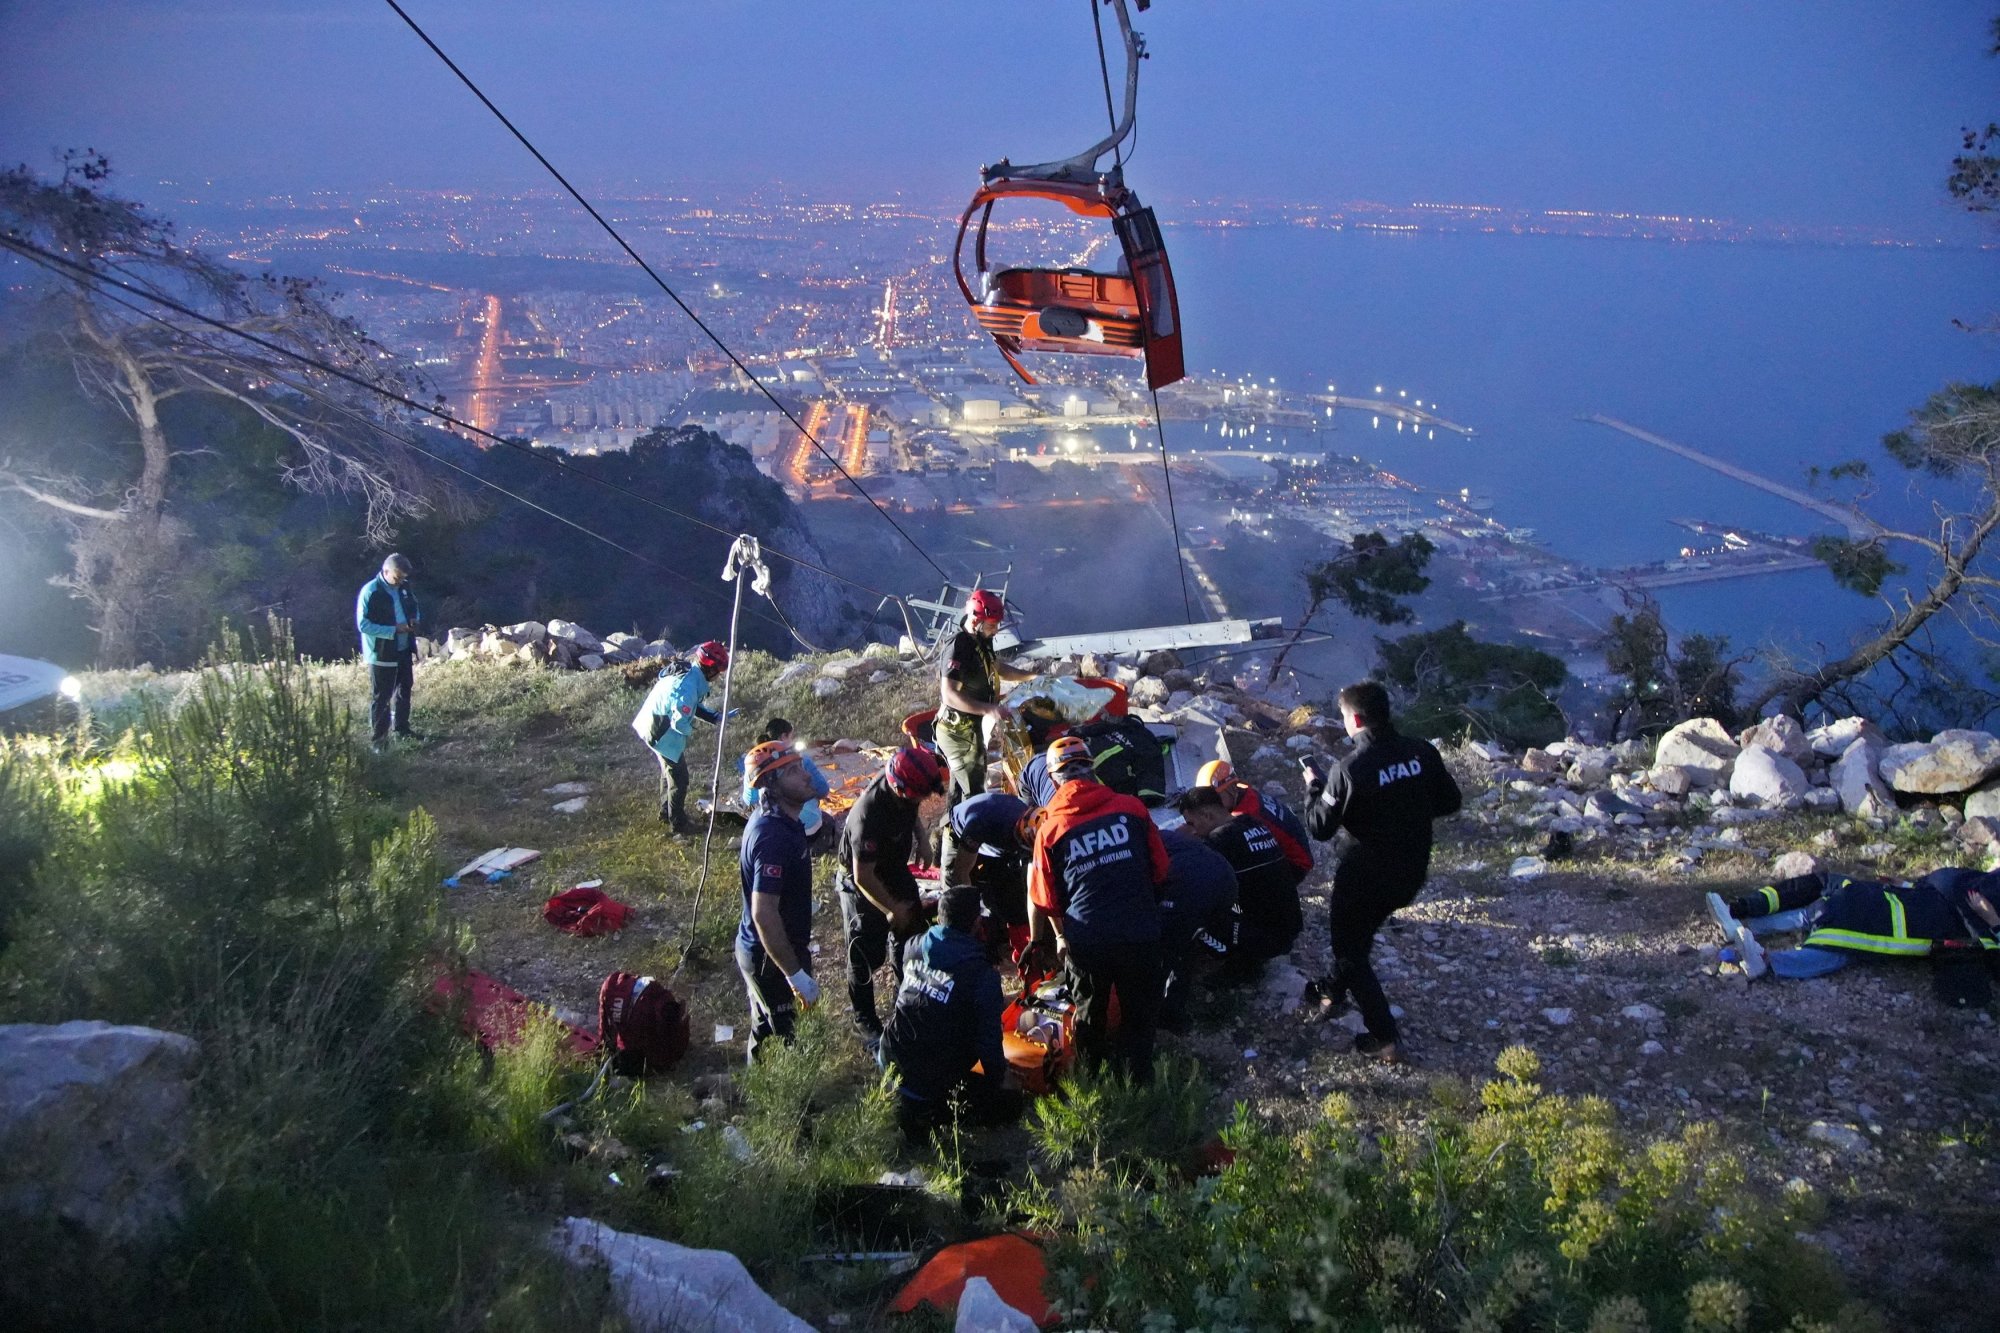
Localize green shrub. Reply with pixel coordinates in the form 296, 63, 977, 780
1039, 1048, 1874, 1332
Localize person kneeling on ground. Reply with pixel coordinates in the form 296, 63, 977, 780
1196, 758, 1312, 864
1174, 785, 1305, 979
1155, 824, 1240, 1031
879, 883, 1022, 1142
947, 790, 1038, 964
1029, 735, 1170, 1084
734, 741, 823, 1061
1706, 867, 2000, 1004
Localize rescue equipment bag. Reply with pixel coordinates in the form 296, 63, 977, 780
1069, 715, 1172, 805
596, 971, 689, 1076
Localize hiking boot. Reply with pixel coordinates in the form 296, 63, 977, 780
1354, 1033, 1405, 1064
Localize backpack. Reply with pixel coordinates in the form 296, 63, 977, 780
1070, 715, 1173, 805
596, 972, 690, 1076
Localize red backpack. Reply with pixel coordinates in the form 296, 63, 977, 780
596, 972, 690, 1076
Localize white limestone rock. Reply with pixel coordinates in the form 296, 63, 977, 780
1832, 739, 1895, 817
1128, 677, 1169, 709
1770, 850, 1819, 880
549, 1217, 815, 1332
1653, 717, 1739, 783
774, 660, 817, 687
1879, 729, 2000, 795
1963, 783, 2000, 822
1807, 716, 1884, 758
0, 1021, 200, 1244
578, 654, 606, 672
1739, 714, 1813, 765
1648, 765, 1695, 797
1729, 745, 1811, 809
811, 677, 842, 699
498, 620, 548, 645
547, 619, 602, 651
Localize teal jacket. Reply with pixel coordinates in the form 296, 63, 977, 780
356, 577, 420, 666
632, 664, 717, 763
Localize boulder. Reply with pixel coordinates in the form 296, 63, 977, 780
819, 658, 861, 680
1957, 816, 2000, 850
1610, 737, 1651, 768
444, 626, 481, 654
863, 641, 899, 660
1584, 790, 1636, 821
1160, 668, 1197, 694
549, 1217, 814, 1332
1832, 738, 1895, 817
1770, 850, 1819, 880
1879, 729, 2000, 795
773, 660, 817, 688
1566, 746, 1615, 787
1739, 715, 1812, 765
1520, 748, 1563, 776
1729, 745, 1811, 809
811, 677, 842, 699
0, 1021, 199, 1244
956, 1276, 1039, 1333
1653, 718, 1739, 782
1128, 677, 1169, 709
1807, 716, 1884, 759
578, 653, 607, 672
1137, 648, 1184, 677
498, 621, 549, 645
1968, 785, 2000, 822
547, 620, 602, 651
1648, 765, 1695, 797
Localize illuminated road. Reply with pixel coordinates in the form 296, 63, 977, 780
467, 294, 503, 436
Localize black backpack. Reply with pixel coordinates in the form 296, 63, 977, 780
1070, 715, 1173, 806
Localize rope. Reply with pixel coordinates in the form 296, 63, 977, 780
1091, 0, 1125, 169
1149, 386, 1196, 623
382, 0, 953, 585
668, 534, 765, 984
0, 233, 895, 605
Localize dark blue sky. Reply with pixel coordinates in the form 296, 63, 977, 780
1, 1, 1994, 235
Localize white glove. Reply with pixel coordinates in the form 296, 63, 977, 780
788, 970, 820, 1008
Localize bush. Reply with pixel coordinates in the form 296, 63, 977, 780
1039, 1048, 1873, 1332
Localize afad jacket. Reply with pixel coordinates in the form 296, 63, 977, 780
880, 924, 1007, 1102
356, 577, 420, 666
1029, 777, 1168, 949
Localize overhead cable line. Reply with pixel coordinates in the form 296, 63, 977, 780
0, 232, 892, 605
1091, 0, 1125, 169
0, 234, 807, 640
381, 0, 952, 585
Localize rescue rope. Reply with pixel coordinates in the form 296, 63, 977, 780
668, 534, 766, 985
1149, 385, 1197, 623
382, 0, 954, 586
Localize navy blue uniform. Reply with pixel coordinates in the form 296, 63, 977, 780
736, 805, 813, 1060
1158, 827, 1239, 1025
1017, 752, 1057, 808
880, 924, 1008, 1127
951, 791, 1032, 933
1306, 726, 1462, 1046
1202, 813, 1305, 964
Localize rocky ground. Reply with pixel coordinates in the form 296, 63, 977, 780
380, 648, 2000, 1329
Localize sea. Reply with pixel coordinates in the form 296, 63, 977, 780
1053, 225, 2000, 665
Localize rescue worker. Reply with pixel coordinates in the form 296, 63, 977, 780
1174, 786, 1305, 974
356, 552, 424, 749
1029, 735, 1170, 1083
838, 745, 948, 1045
1155, 824, 1240, 1031
632, 641, 730, 835
879, 883, 1020, 1142
1197, 758, 1312, 865
1707, 868, 2000, 1001
1302, 681, 1462, 1063
946, 790, 1037, 962
1016, 748, 1059, 809
739, 717, 831, 850
937, 589, 1034, 853
735, 741, 823, 1061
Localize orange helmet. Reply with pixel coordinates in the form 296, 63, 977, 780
1197, 759, 1238, 789
1014, 805, 1049, 846
1047, 734, 1093, 780
745, 740, 801, 788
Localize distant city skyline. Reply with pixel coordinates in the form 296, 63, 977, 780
1, 1, 1995, 241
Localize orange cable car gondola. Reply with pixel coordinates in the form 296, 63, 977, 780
953, 0, 1185, 391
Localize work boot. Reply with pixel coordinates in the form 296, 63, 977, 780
1353, 1033, 1405, 1065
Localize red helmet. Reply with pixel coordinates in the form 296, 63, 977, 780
1047, 734, 1093, 780
885, 746, 947, 799
693, 640, 729, 671
966, 589, 1005, 624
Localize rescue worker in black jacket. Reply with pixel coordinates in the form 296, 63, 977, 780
879, 883, 1019, 1141
1302, 681, 1462, 1062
